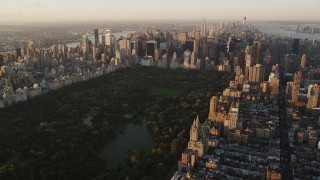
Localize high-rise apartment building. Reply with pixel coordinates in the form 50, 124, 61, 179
268, 72, 280, 97
300, 54, 307, 69
248, 64, 265, 84
227, 106, 239, 130
181, 149, 197, 167
208, 96, 218, 121
187, 116, 208, 158
292, 71, 302, 103
284, 54, 300, 73
307, 84, 320, 109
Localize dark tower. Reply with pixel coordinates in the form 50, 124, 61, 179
292, 38, 300, 54
183, 40, 194, 52
16, 48, 22, 58
94, 29, 99, 47
252, 42, 258, 65
146, 41, 156, 58
256, 42, 264, 64
0, 54, 3, 66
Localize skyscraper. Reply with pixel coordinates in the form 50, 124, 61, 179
105, 30, 111, 46
227, 103, 239, 130
208, 96, 218, 121
195, 30, 201, 41
256, 42, 264, 64
269, 72, 280, 97
292, 71, 302, 103
243, 17, 246, 27
307, 84, 320, 109
16, 48, 22, 58
252, 42, 258, 65
81, 35, 89, 53
300, 54, 307, 69
94, 29, 99, 47
245, 46, 253, 67
146, 40, 157, 58
248, 64, 265, 84
187, 116, 208, 158
183, 40, 194, 52
118, 38, 131, 60
0, 54, 3, 66
100, 35, 106, 45
178, 32, 188, 43
284, 54, 299, 73
239, 50, 246, 72
193, 40, 199, 57
292, 38, 300, 54
201, 19, 207, 36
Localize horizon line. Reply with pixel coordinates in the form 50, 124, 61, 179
1, 19, 320, 26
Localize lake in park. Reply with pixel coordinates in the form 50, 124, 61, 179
99, 119, 154, 169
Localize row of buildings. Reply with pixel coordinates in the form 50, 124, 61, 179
171, 19, 320, 179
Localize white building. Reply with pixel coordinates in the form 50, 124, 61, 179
141, 56, 154, 66
14, 88, 28, 103
26, 84, 42, 99
105, 30, 111, 46
48, 78, 63, 90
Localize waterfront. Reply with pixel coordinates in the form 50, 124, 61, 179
253, 22, 320, 41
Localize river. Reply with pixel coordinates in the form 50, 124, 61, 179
100, 118, 154, 170
252, 22, 320, 41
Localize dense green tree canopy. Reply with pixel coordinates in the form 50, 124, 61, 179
0, 66, 233, 179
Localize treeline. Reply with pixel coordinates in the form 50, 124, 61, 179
0, 66, 233, 179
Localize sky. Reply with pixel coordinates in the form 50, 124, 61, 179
0, 0, 319, 24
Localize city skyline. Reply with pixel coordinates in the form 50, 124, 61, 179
1, 1, 320, 178
0, 0, 320, 24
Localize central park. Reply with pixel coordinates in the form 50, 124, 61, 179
0, 66, 233, 179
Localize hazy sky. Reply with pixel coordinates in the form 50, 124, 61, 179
0, 0, 319, 23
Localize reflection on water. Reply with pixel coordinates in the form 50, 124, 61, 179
100, 119, 153, 170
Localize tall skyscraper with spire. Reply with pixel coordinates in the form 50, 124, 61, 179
189, 116, 202, 142
201, 19, 207, 36
187, 116, 208, 158
243, 16, 246, 27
